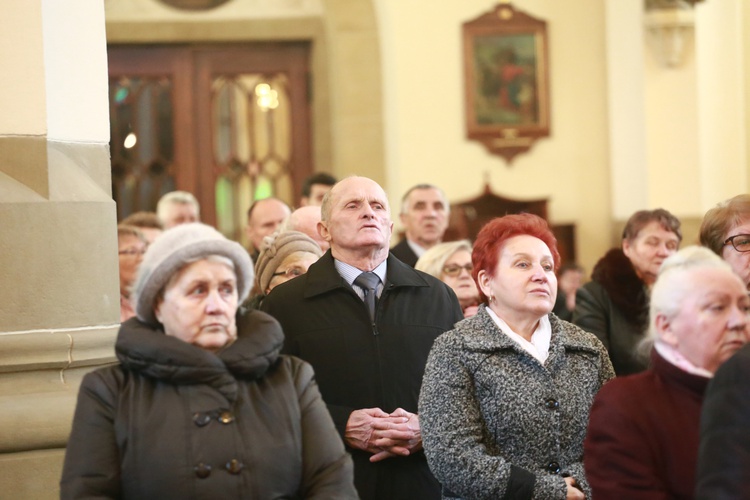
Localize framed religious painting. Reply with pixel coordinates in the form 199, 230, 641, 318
463, 3, 550, 163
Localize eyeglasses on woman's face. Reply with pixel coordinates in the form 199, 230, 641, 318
724, 234, 750, 253
442, 263, 473, 277
271, 267, 306, 279
118, 247, 147, 257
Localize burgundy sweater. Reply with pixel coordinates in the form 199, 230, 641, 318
584, 351, 709, 500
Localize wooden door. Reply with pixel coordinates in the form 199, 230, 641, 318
108, 43, 312, 242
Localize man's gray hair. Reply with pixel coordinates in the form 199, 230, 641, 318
156, 191, 200, 220
400, 184, 449, 216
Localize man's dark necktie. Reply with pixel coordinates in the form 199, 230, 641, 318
354, 271, 379, 321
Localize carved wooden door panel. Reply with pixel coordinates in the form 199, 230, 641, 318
108, 43, 311, 243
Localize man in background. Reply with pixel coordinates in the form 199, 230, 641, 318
246, 197, 291, 261
156, 191, 200, 229
390, 184, 450, 267
281, 205, 329, 251
300, 172, 337, 207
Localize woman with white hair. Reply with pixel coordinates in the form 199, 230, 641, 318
416, 240, 480, 318
584, 245, 750, 499
61, 223, 356, 499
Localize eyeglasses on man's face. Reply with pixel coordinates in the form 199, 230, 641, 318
442, 263, 473, 277
724, 234, 750, 253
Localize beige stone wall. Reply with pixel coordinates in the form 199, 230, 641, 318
0, 1, 118, 498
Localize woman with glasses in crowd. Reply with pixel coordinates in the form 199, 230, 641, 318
61, 223, 355, 499
700, 193, 750, 290
574, 209, 682, 375
245, 230, 323, 309
419, 214, 614, 499
416, 240, 480, 318
584, 246, 750, 499
117, 224, 148, 322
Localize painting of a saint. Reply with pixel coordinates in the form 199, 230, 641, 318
473, 33, 539, 126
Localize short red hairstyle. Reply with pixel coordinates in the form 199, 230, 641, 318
472, 213, 561, 304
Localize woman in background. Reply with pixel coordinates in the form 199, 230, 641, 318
420, 214, 613, 499
61, 223, 355, 499
117, 224, 147, 322
574, 208, 682, 375
416, 240, 480, 318
700, 193, 750, 290
585, 246, 750, 499
246, 230, 323, 309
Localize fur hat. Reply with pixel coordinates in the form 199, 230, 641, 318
132, 222, 253, 325
255, 230, 323, 293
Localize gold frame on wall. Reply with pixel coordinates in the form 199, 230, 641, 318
463, 3, 550, 163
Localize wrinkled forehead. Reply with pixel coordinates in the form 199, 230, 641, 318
333, 178, 391, 211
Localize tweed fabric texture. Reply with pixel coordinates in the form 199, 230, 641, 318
419, 305, 614, 500
133, 222, 253, 325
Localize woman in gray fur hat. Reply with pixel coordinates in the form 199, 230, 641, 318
61, 223, 356, 499
419, 214, 614, 500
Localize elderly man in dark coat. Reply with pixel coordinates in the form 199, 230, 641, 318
262, 176, 463, 500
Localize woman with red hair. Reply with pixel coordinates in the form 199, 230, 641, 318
419, 214, 614, 499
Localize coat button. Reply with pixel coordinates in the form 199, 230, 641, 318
225, 459, 244, 475
545, 398, 559, 410
547, 461, 561, 474
218, 411, 235, 424
194, 463, 212, 478
193, 412, 212, 427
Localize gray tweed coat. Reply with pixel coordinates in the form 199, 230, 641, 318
419, 305, 614, 500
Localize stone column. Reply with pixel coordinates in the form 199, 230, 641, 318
0, 1, 118, 498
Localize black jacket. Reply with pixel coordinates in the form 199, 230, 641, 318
60, 309, 356, 499
390, 239, 419, 267
696, 344, 750, 500
572, 249, 649, 375
261, 251, 463, 500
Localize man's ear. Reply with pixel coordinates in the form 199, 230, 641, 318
318, 220, 332, 242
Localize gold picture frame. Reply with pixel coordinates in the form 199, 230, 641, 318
463, 3, 550, 163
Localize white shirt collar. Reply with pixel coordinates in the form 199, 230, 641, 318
406, 238, 428, 258
334, 259, 387, 298
654, 341, 713, 378
486, 308, 552, 364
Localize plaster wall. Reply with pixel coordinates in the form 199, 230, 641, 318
377, 0, 612, 270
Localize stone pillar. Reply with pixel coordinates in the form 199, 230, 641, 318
0, 1, 118, 498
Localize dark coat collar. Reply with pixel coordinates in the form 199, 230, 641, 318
301, 249, 431, 299
116, 308, 283, 401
